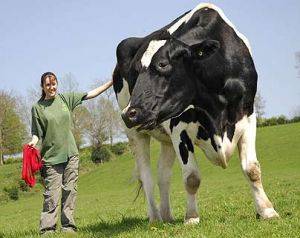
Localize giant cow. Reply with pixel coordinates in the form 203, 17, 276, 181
113, 3, 279, 224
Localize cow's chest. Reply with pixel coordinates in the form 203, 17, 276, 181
162, 116, 248, 168
196, 116, 248, 168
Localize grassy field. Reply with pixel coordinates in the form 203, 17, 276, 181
0, 123, 299, 238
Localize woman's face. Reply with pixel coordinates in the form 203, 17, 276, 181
43, 76, 57, 99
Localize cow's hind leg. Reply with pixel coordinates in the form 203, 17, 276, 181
171, 126, 200, 224
158, 142, 175, 222
128, 131, 161, 222
238, 114, 279, 219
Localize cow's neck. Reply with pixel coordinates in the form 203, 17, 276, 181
190, 78, 229, 137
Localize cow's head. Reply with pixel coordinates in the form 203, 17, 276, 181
121, 38, 220, 130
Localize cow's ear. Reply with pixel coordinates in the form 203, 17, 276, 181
190, 40, 220, 59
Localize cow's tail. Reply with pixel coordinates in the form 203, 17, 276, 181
130, 165, 144, 203
133, 179, 143, 202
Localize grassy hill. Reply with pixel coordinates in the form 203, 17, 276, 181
0, 123, 299, 238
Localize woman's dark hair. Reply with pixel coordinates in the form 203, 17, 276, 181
40, 72, 57, 100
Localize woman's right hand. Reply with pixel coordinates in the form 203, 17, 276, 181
28, 141, 36, 147
28, 135, 39, 147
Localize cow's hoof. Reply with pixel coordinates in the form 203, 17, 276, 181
257, 208, 280, 219
160, 210, 174, 223
161, 215, 174, 223
149, 213, 162, 223
149, 220, 162, 227
184, 217, 200, 225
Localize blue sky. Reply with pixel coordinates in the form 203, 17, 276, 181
1, 0, 299, 117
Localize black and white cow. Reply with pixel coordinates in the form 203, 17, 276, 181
113, 3, 279, 224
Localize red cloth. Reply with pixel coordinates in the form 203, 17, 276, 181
22, 144, 43, 187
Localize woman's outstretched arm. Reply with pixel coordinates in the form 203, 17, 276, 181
84, 80, 113, 100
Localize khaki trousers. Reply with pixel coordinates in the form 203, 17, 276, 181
40, 155, 79, 232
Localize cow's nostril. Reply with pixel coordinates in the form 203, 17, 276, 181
128, 108, 137, 118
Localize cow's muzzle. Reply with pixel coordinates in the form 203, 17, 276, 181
121, 106, 141, 128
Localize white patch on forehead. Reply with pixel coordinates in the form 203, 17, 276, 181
140, 10, 196, 68
185, 3, 252, 55
167, 12, 191, 34
140, 10, 192, 69
122, 102, 131, 116
141, 40, 166, 68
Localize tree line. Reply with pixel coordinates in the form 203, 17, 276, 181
0, 73, 123, 165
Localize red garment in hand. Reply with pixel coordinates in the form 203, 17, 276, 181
22, 144, 43, 187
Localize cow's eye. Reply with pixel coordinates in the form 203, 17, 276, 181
158, 62, 168, 68
156, 60, 172, 75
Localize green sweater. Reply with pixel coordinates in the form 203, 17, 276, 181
31, 92, 87, 165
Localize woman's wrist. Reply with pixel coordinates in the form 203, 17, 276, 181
28, 135, 39, 147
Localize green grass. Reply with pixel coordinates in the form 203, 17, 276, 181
0, 123, 299, 238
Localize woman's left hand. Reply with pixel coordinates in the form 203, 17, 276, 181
85, 80, 113, 100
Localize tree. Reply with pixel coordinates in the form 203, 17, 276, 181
60, 72, 79, 93
85, 80, 123, 147
254, 90, 265, 120
16, 92, 38, 141
84, 96, 109, 148
101, 86, 123, 146
59, 73, 89, 148
85, 97, 121, 149
72, 106, 90, 148
0, 91, 27, 165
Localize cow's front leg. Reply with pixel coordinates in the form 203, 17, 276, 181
158, 142, 175, 222
238, 114, 279, 219
170, 124, 200, 224
128, 130, 161, 222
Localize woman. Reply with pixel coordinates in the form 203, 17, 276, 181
28, 72, 113, 234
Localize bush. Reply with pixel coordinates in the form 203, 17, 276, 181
266, 117, 279, 126
110, 142, 128, 155
291, 116, 300, 123
18, 179, 29, 192
277, 115, 287, 124
257, 115, 300, 127
91, 146, 111, 163
3, 186, 19, 201
0, 192, 9, 203
4, 157, 21, 165
79, 147, 92, 160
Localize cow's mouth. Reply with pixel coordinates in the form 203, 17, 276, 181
136, 111, 182, 131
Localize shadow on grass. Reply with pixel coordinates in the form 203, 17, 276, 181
0, 229, 38, 238
80, 216, 184, 237
80, 216, 147, 236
